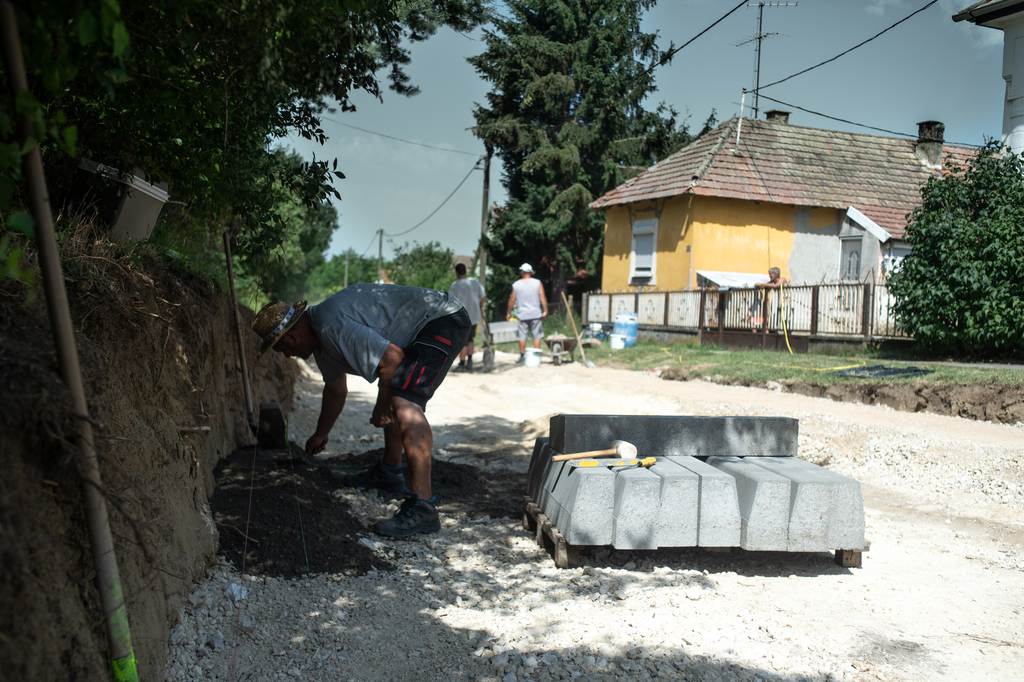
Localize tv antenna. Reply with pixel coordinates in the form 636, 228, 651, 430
735, 2, 797, 118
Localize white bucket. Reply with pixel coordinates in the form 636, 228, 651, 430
524, 348, 542, 368
609, 334, 626, 350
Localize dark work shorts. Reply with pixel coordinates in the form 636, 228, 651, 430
389, 308, 471, 410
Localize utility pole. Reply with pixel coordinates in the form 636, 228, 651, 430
344, 251, 349, 289
738, 2, 797, 118
377, 229, 383, 283
478, 149, 491, 291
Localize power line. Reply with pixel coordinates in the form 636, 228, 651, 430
321, 116, 480, 156
358, 232, 379, 258
385, 157, 484, 238
758, 94, 913, 136
757, 93, 983, 147
634, 0, 747, 82
756, 0, 937, 92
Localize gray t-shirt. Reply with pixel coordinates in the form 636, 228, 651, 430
448, 277, 486, 325
512, 277, 543, 320
307, 284, 463, 383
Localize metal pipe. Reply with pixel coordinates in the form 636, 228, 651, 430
223, 230, 256, 435
0, 3, 137, 679
377, 229, 383, 282
734, 89, 746, 152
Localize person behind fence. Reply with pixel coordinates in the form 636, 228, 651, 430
251, 284, 471, 537
755, 267, 788, 289
506, 262, 548, 364
448, 263, 486, 372
752, 267, 788, 330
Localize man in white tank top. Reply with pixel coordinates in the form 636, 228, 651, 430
506, 263, 548, 363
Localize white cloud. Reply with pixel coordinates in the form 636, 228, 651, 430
940, 0, 1008, 52
865, 0, 908, 17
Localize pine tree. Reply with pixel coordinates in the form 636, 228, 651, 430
469, 0, 713, 308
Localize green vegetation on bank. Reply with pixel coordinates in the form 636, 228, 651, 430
2, 0, 487, 302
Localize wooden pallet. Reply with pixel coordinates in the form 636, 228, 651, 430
523, 495, 868, 569
522, 496, 579, 568
835, 540, 871, 568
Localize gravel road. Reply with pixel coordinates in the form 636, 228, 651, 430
166, 352, 1024, 682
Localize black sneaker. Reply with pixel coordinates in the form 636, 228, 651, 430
516, 354, 525, 364
466, 357, 473, 371
373, 495, 440, 537
342, 460, 407, 494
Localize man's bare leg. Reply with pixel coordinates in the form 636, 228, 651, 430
459, 339, 474, 363
382, 421, 404, 467
518, 339, 527, 355
391, 395, 432, 499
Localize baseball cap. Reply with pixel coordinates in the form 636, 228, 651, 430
519, 263, 534, 273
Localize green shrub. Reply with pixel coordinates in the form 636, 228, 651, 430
888, 141, 1024, 358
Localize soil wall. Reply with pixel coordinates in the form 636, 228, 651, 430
0, 252, 297, 681
661, 369, 1024, 424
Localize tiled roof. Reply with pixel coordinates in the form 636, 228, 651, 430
590, 117, 977, 240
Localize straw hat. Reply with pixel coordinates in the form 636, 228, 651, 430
252, 300, 308, 356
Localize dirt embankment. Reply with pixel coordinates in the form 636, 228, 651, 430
0, 246, 296, 682
661, 369, 1024, 424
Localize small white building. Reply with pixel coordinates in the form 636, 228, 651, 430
954, 0, 1024, 155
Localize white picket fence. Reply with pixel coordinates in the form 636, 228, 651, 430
585, 284, 907, 339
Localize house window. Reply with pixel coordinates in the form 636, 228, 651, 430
839, 237, 862, 281
882, 245, 912, 278
629, 218, 658, 285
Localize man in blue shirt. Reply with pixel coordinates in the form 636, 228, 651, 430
252, 284, 471, 537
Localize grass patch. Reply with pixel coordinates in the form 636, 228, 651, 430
485, 326, 1024, 388
601, 341, 1024, 387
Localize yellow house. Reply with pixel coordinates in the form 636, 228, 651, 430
591, 112, 976, 291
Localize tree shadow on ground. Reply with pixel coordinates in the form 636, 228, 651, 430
205, 442, 871, 682
192, 568, 848, 682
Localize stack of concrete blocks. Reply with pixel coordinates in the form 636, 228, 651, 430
527, 415, 864, 553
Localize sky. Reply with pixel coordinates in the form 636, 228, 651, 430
284, 0, 1006, 263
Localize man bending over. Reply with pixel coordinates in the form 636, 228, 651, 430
252, 284, 470, 537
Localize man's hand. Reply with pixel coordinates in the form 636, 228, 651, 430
373, 343, 404, 429
309, 375, 347, 457
371, 403, 394, 428
305, 433, 329, 457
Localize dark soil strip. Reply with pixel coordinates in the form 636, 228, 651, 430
211, 445, 387, 578
661, 370, 1024, 424
211, 446, 526, 578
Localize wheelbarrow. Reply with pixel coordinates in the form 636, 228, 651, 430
543, 334, 577, 365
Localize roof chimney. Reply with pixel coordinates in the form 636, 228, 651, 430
915, 120, 944, 169
765, 109, 790, 124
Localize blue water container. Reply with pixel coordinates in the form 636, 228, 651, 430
612, 312, 638, 347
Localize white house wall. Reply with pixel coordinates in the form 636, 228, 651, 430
788, 206, 842, 284
968, 9, 1024, 154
